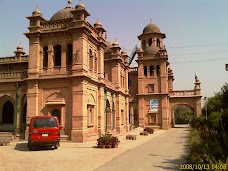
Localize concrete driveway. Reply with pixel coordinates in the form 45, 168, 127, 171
0, 125, 190, 171
95, 124, 191, 171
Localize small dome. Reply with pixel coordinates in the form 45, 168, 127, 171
143, 22, 160, 34
51, 7, 73, 21
17, 43, 23, 51
112, 40, 119, 47
144, 46, 160, 55
94, 18, 103, 28
75, 1, 85, 10
32, 4, 42, 16
121, 50, 127, 56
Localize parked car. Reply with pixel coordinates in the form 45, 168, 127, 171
28, 116, 60, 150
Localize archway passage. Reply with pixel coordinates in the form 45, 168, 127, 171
2, 100, 14, 124
52, 109, 61, 123
174, 105, 193, 125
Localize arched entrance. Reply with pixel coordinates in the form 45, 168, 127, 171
171, 105, 194, 127
2, 101, 14, 124
52, 109, 61, 123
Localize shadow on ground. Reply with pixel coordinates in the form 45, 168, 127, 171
14, 143, 55, 152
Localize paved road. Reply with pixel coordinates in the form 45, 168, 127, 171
0, 127, 167, 171
95, 125, 191, 171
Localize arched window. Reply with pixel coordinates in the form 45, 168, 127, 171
156, 65, 160, 77
89, 49, 93, 71
150, 65, 154, 77
157, 38, 160, 47
94, 53, 97, 73
2, 100, 14, 124
144, 66, 147, 76
149, 38, 153, 46
43, 46, 48, 68
54, 44, 61, 66
67, 43, 73, 65
142, 40, 146, 49
52, 109, 61, 124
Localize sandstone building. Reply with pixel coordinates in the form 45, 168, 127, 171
0, 1, 201, 142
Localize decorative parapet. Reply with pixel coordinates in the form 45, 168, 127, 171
0, 56, 28, 64
0, 71, 27, 79
40, 20, 73, 30
169, 90, 195, 96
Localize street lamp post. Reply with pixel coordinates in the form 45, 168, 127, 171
204, 97, 207, 119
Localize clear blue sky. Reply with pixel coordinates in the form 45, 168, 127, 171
0, 0, 228, 98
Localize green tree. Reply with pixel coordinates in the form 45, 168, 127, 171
174, 106, 193, 124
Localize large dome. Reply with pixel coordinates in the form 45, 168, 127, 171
144, 46, 160, 55
50, 7, 73, 21
143, 22, 160, 34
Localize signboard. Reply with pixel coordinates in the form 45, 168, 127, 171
150, 99, 158, 112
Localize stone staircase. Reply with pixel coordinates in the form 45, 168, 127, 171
60, 134, 70, 142
0, 132, 14, 140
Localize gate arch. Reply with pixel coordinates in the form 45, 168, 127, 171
171, 104, 194, 126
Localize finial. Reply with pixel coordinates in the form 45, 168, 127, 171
195, 72, 198, 80
115, 37, 117, 41
67, 0, 72, 8
150, 17, 152, 23
79, 0, 82, 4
36, 3, 39, 10
97, 17, 99, 22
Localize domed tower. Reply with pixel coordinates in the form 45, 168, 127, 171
136, 20, 170, 129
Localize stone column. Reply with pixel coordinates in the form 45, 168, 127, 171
40, 50, 43, 73
97, 47, 104, 79
47, 44, 53, 73
115, 94, 122, 133
138, 97, 145, 128
130, 104, 134, 127
71, 78, 88, 142
61, 44, 66, 73
25, 80, 38, 140
107, 110, 112, 130
125, 97, 130, 131
98, 86, 105, 136
161, 95, 169, 129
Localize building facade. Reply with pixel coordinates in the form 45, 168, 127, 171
0, 1, 201, 142
128, 21, 202, 130
0, 1, 130, 142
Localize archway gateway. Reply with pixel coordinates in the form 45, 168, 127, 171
2, 100, 14, 124
173, 105, 193, 125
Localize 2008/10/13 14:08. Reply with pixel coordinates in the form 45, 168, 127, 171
180, 164, 227, 170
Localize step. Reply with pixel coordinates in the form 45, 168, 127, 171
145, 126, 160, 130
60, 134, 69, 141
0, 132, 14, 140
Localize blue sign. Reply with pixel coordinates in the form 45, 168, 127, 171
150, 99, 158, 112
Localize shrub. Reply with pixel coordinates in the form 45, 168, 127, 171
111, 137, 120, 145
